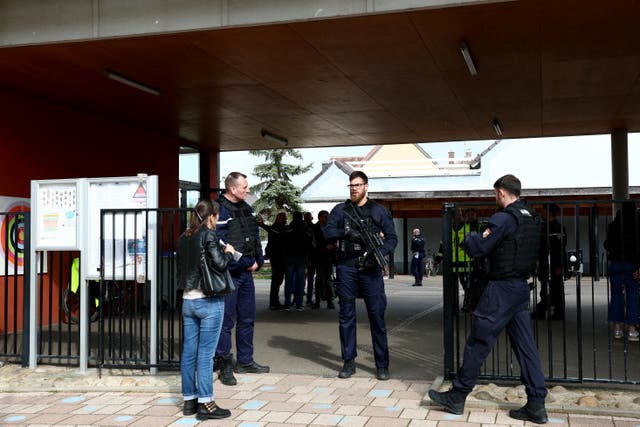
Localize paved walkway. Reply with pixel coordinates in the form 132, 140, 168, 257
1, 363, 640, 426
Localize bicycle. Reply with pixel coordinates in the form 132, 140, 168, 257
62, 259, 130, 324
62, 280, 131, 324
424, 249, 436, 278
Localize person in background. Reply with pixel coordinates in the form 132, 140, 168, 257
410, 228, 426, 286
214, 172, 269, 386
283, 211, 314, 311
324, 171, 398, 381
534, 203, 568, 320
312, 210, 336, 309
260, 211, 288, 310
604, 201, 639, 341
429, 174, 548, 424
177, 199, 233, 420
303, 212, 317, 306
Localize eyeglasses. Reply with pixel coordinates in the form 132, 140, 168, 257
347, 183, 366, 189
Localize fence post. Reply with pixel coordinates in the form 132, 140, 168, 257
22, 212, 31, 368
442, 202, 455, 378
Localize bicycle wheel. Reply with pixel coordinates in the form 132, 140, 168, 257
62, 286, 100, 323
107, 282, 131, 316
62, 287, 80, 324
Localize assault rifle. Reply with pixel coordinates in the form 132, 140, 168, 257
343, 202, 388, 269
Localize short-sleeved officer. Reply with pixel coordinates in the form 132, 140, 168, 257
429, 174, 548, 425
324, 171, 398, 381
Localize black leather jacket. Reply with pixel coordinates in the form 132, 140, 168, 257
177, 227, 233, 292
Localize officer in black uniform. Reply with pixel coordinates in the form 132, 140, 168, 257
214, 172, 269, 386
324, 171, 398, 381
429, 174, 548, 424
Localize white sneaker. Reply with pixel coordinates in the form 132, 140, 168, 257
614, 328, 623, 339
628, 329, 639, 342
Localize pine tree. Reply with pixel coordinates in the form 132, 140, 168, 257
249, 149, 312, 220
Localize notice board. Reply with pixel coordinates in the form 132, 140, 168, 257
33, 180, 80, 250
86, 175, 158, 280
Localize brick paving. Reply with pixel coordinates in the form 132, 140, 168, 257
1, 366, 640, 426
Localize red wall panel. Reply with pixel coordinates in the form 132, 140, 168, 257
0, 91, 179, 208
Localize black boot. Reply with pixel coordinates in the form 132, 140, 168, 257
196, 401, 231, 420
183, 398, 197, 416
509, 401, 548, 424
428, 387, 467, 415
218, 356, 237, 386
213, 355, 223, 372
338, 359, 356, 378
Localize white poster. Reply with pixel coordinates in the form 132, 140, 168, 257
35, 182, 79, 249
86, 177, 154, 281
0, 196, 30, 275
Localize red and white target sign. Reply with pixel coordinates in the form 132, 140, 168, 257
0, 197, 30, 275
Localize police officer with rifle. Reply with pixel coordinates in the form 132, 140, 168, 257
324, 171, 398, 381
429, 174, 548, 424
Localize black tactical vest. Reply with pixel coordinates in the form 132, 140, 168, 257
219, 197, 259, 257
489, 202, 541, 280
341, 200, 377, 259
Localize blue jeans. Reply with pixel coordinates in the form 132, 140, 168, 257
181, 296, 225, 403
608, 261, 639, 325
285, 261, 306, 308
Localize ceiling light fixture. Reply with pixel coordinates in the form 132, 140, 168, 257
104, 70, 161, 96
459, 41, 478, 76
492, 119, 503, 137
261, 129, 288, 146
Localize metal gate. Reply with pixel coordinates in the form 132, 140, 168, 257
442, 200, 640, 385
95, 208, 187, 372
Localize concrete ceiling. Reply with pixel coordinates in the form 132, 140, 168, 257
1, 0, 640, 152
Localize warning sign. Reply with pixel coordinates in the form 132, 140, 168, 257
133, 183, 147, 207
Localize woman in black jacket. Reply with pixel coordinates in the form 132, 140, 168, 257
177, 199, 235, 420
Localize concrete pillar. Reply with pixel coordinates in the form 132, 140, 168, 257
611, 128, 629, 202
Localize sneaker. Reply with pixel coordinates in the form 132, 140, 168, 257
296, 306, 304, 312
183, 398, 197, 416
235, 361, 270, 374
269, 303, 285, 310
614, 328, 623, 339
628, 329, 639, 341
338, 359, 356, 378
284, 305, 292, 312
196, 401, 231, 420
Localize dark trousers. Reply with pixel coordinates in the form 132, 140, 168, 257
216, 270, 256, 365
411, 253, 425, 284
453, 278, 547, 403
306, 261, 316, 303
538, 267, 565, 314
269, 259, 285, 306
315, 258, 334, 302
335, 264, 389, 368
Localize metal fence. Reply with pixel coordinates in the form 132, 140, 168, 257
6, 202, 640, 385
442, 199, 640, 385
0, 210, 30, 366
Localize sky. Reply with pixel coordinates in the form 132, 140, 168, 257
181, 139, 495, 189
179, 133, 640, 193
